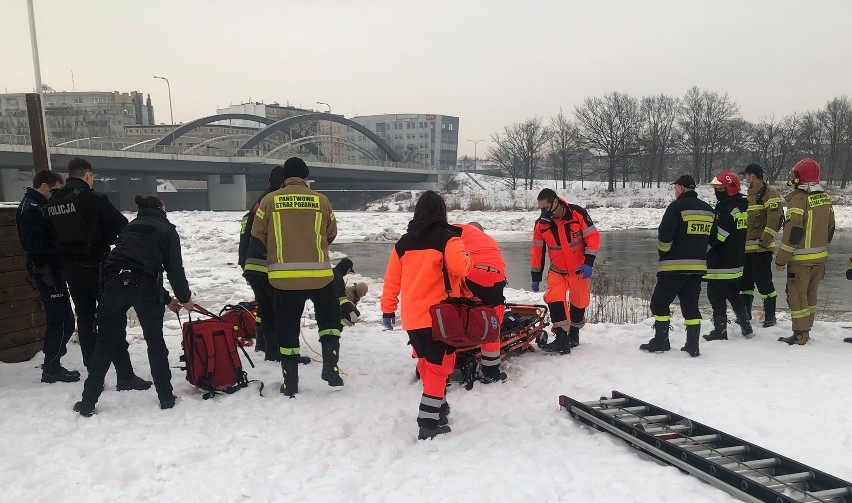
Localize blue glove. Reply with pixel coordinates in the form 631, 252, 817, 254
382, 314, 395, 331
578, 264, 593, 279
530, 281, 540, 293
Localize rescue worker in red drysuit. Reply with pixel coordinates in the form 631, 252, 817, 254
530, 188, 600, 354
454, 222, 508, 383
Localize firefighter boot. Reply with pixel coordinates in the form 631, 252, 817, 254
640, 321, 671, 352
741, 294, 753, 321
264, 333, 281, 362
541, 327, 571, 354
254, 323, 264, 353
762, 297, 777, 328
279, 356, 299, 397
703, 315, 728, 341
567, 326, 580, 348
320, 337, 344, 387
734, 307, 754, 339
481, 364, 507, 383
681, 325, 700, 357
778, 331, 809, 346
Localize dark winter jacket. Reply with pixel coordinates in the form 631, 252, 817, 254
656, 190, 715, 275
45, 177, 127, 265
103, 207, 191, 303
16, 185, 65, 279
331, 258, 354, 298
704, 193, 748, 280
239, 191, 271, 276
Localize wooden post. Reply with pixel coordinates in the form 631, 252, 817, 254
26, 93, 49, 173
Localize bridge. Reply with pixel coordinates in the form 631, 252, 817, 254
0, 112, 449, 210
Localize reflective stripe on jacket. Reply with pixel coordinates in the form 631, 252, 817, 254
775, 188, 834, 266
251, 177, 337, 290
656, 191, 714, 274
704, 194, 748, 281
530, 198, 600, 282
455, 224, 506, 287
745, 181, 783, 253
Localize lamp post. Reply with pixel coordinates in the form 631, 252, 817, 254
153, 76, 174, 126
26, 0, 51, 170
316, 101, 333, 162
466, 139, 484, 172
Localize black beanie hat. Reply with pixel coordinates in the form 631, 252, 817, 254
134, 194, 164, 210
282, 157, 309, 180
268, 165, 286, 189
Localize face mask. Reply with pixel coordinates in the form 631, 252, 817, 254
714, 190, 728, 201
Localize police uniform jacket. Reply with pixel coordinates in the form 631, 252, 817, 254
656, 190, 715, 275
705, 193, 748, 280
103, 207, 191, 303
775, 186, 835, 267
745, 180, 783, 253
251, 177, 337, 291
46, 177, 127, 265
16, 187, 63, 270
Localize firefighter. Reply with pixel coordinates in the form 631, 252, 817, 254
74, 195, 194, 416
239, 165, 286, 361
455, 222, 507, 383
46, 157, 150, 391
381, 191, 472, 440
530, 188, 600, 354
775, 158, 835, 346
641, 175, 714, 357
739, 163, 783, 327
251, 157, 342, 396
331, 258, 360, 329
703, 171, 752, 341
15, 170, 79, 383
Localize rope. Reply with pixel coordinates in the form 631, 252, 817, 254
299, 314, 348, 376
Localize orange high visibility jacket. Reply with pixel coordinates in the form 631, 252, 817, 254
530, 198, 600, 281
455, 224, 506, 287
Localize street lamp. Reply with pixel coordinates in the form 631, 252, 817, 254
153, 76, 174, 126
316, 101, 333, 162
26, 0, 51, 170
467, 139, 484, 171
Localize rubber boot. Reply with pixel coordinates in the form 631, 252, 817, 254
681, 325, 700, 357
741, 294, 753, 321
320, 337, 344, 387
439, 401, 450, 426
778, 331, 809, 346
762, 297, 777, 328
640, 321, 671, 352
703, 315, 728, 341
734, 306, 754, 339
480, 364, 507, 383
541, 327, 571, 354
254, 323, 264, 353
279, 356, 299, 397
567, 326, 580, 348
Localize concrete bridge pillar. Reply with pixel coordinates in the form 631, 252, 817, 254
0, 168, 29, 202
208, 175, 246, 211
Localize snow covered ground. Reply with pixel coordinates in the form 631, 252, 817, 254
2, 208, 852, 502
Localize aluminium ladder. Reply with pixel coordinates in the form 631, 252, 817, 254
560, 391, 852, 503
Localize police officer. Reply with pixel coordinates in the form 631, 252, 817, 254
74, 195, 193, 416
239, 165, 286, 361
775, 158, 835, 346
641, 175, 714, 357
46, 157, 150, 390
702, 171, 752, 341
16, 170, 79, 383
251, 157, 342, 396
739, 163, 783, 327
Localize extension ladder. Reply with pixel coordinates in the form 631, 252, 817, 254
560, 391, 852, 503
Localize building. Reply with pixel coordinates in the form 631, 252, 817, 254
348, 114, 459, 169
0, 90, 155, 141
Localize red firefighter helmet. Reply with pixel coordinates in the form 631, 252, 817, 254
791, 158, 820, 184
710, 170, 741, 196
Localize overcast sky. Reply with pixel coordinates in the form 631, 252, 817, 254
5, 0, 852, 156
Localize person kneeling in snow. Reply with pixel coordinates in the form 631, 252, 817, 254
332, 258, 366, 329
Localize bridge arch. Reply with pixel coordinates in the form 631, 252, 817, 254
235, 113, 401, 162
263, 135, 382, 161
151, 113, 276, 149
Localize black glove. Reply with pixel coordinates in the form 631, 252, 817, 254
846, 268, 852, 281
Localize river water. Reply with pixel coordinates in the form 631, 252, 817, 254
333, 229, 852, 315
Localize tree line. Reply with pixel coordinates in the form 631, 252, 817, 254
486, 87, 852, 192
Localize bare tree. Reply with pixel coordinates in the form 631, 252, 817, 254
678, 86, 705, 181
818, 96, 851, 184
640, 94, 680, 187
750, 114, 800, 183
548, 109, 577, 189
702, 90, 740, 181
796, 111, 824, 163
488, 127, 523, 190
574, 92, 641, 192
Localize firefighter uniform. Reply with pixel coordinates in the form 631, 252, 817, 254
740, 174, 783, 325
531, 197, 600, 350
251, 159, 341, 395
642, 177, 714, 356
240, 190, 278, 359
775, 179, 835, 345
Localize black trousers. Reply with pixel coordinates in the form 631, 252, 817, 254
81, 275, 171, 405
30, 265, 75, 371
273, 282, 341, 356
706, 279, 745, 316
246, 273, 276, 348
64, 261, 134, 378
650, 273, 702, 323
740, 251, 776, 297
